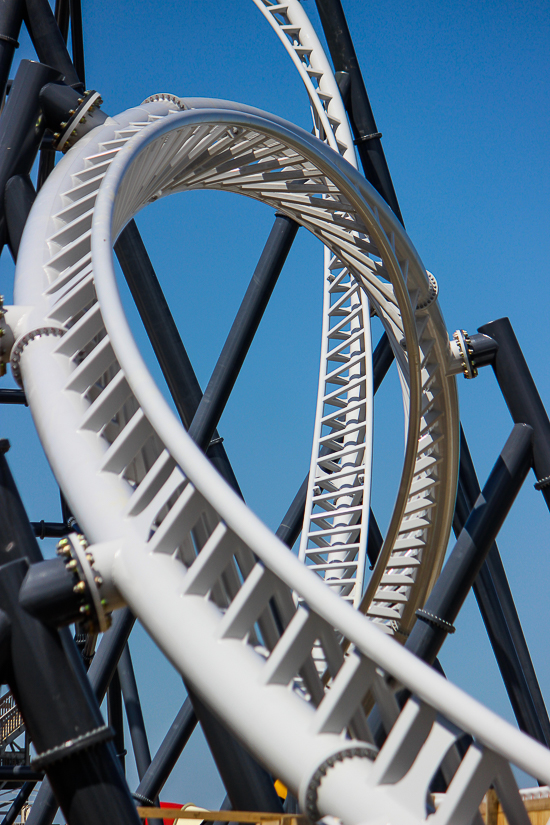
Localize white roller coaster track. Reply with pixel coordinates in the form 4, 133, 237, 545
254, 0, 459, 633
254, 0, 375, 613
9, 99, 550, 824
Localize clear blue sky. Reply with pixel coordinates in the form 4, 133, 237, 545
1, 0, 549, 805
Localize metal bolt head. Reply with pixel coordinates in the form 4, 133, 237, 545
66, 560, 78, 571
73, 581, 86, 594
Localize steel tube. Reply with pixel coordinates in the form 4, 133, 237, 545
406, 423, 533, 664
0, 389, 26, 405
0, 0, 24, 103
68, 0, 85, 86
135, 698, 196, 802
313, 0, 403, 224
1, 780, 35, 825
5, 174, 36, 259
23, 0, 81, 87
0, 451, 140, 825
188, 215, 299, 451
108, 670, 126, 773
479, 317, 550, 512
455, 427, 550, 747
0, 60, 63, 248
114, 220, 243, 497
118, 645, 152, 781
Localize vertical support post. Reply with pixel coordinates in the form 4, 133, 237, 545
23, 0, 81, 88
0, 60, 63, 249
68, 0, 85, 86
456, 427, 550, 747
108, 670, 126, 774
406, 423, 533, 664
4, 175, 36, 260
0, 0, 24, 103
478, 317, 550, 512
0, 443, 140, 825
118, 645, 152, 781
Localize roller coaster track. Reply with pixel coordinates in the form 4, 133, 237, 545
254, 0, 459, 633
9, 98, 549, 824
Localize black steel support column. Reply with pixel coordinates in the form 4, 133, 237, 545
113, 221, 243, 497
0, 60, 63, 249
188, 215, 299, 451
118, 645, 152, 781
0, 443, 140, 825
108, 670, 126, 773
456, 427, 550, 746
27, 607, 137, 825
23, 0, 81, 88
5, 174, 36, 259
406, 423, 533, 665
479, 317, 550, 512
0, 0, 24, 103
1, 780, 35, 825
68, 0, 85, 86
313, 0, 403, 224
135, 698, 197, 803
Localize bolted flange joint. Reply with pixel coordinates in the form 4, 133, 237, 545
450, 329, 478, 379
20, 534, 111, 633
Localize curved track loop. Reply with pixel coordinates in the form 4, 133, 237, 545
12, 101, 547, 825
254, 0, 459, 629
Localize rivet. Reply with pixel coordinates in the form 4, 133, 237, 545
73, 581, 86, 593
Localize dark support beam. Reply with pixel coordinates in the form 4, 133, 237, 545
136, 698, 197, 803
1, 780, 35, 825
23, 0, 81, 88
275, 474, 309, 548
108, 670, 126, 773
189, 215, 299, 451
314, 0, 404, 224
0, 0, 24, 103
26, 607, 136, 825
372, 331, 394, 394
478, 317, 550, 513
37, 133, 56, 191
0, 389, 26, 405
0, 60, 63, 248
407, 423, 533, 665
68, 0, 85, 86
0, 445, 140, 825
53, 0, 69, 43
455, 427, 550, 747
5, 174, 35, 259
118, 645, 152, 781
114, 221, 243, 497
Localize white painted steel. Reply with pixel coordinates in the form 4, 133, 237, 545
13, 101, 547, 825
254, 0, 459, 630
254, 0, 374, 612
